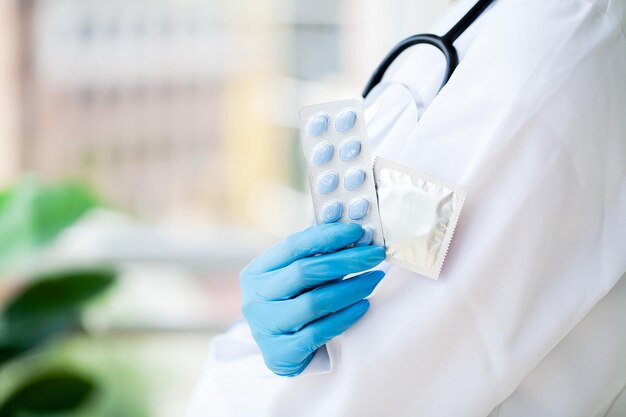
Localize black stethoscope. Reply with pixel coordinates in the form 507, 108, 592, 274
362, 0, 496, 98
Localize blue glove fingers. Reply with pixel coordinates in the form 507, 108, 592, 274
262, 299, 371, 376
255, 245, 386, 300
264, 349, 316, 377
273, 270, 385, 332
297, 299, 370, 354
245, 223, 364, 274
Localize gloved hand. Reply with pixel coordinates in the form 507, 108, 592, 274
240, 223, 386, 377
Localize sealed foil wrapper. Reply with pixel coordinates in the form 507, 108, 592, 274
374, 157, 468, 279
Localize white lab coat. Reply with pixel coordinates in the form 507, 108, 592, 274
188, 0, 626, 416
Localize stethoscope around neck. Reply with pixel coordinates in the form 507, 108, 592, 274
362, 0, 496, 99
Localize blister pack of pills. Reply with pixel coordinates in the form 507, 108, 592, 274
299, 98, 384, 247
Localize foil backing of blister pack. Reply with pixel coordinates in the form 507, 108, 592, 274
374, 157, 468, 279
299, 98, 384, 247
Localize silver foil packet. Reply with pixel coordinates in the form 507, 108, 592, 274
374, 157, 468, 279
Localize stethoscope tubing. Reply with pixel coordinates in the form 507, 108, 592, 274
362, 0, 496, 98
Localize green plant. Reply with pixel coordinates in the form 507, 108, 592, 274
0, 268, 116, 366
0, 370, 95, 417
0, 177, 97, 273
0, 178, 126, 416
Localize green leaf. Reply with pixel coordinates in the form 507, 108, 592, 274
0, 189, 9, 212
0, 370, 96, 417
0, 269, 116, 365
3, 269, 115, 320
0, 178, 98, 273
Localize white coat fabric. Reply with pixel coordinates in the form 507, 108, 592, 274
188, 0, 626, 415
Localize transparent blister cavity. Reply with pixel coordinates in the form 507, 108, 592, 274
299, 98, 384, 247
339, 138, 361, 162
355, 226, 373, 247
348, 198, 369, 220
316, 171, 339, 195
373, 157, 468, 279
344, 168, 366, 191
307, 113, 329, 136
311, 142, 334, 166
334, 110, 357, 132
322, 200, 343, 223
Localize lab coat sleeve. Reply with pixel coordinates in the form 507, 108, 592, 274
186, 321, 335, 417
359, 0, 626, 415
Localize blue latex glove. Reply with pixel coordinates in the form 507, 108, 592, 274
240, 223, 386, 377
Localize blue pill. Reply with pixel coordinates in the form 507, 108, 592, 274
311, 142, 334, 166
355, 226, 373, 246
335, 109, 357, 132
307, 113, 329, 137
322, 201, 343, 223
339, 138, 361, 162
344, 168, 366, 191
316, 171, 339, 195
348, 198, 369, 220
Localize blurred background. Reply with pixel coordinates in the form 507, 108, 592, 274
0, 0, 451, 415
